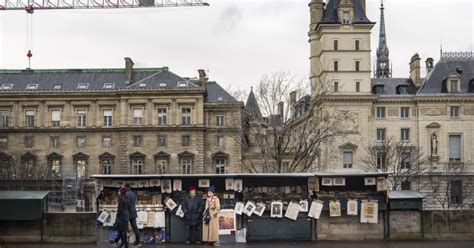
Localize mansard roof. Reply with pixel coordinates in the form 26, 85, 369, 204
370, 78, 417, 96
0, 67, 237, 102
417, 55, 474, 95
321, 0, 372, 24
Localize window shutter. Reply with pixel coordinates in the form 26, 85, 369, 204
449, 135, 461, 159
51, 110, 61, 121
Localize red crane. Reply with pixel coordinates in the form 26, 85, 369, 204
0, 0, 209, 68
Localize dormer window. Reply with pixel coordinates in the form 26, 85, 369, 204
77, 83, 89, 89
178, 81, 188, 87
53, 84, 62, 90
397, 85, 408, 95
26, 84, 38, 90
217, 96, 223, 101
1, 84, 13, 90
159, 82, 167, 87
449, 80, 459, 93
103, 83, 115, 89
138, 83, 146, 87
373, 85, 385, 94
342, 11, 350, 24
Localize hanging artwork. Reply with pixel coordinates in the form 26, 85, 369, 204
150, 179, 161, 187
307, 177, 319, 192
243, 201, 257, 217
321, 178, 333, 186
234, 202, 244, 215
154, 212, 166, 228
138, 210, 148, 224
172, 179, 182, 192
233, 179, 243, 192
347, 199, 358, 216
376, 177, 388, 192
218, 209, 236, 235
285, 202, 301, 221
199, 179, 210, 188
147, 211, 156, 227
97, 210, 109, 224
165, 198, 177, 211
332, 177, 346, 186
270, 202, 283, 218
176, 205, 185, 218
254, 203, 266, 217
299, 200, 309, 212
329, 200, 341, 217
308, 200, 324, 219
139, 180, 149, 188
364, 177, 376, 186
225, 178, 234, 190
360, 200, 378, 224
161, 179, 172, 193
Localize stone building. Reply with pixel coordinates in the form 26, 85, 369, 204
302, 0, 474, 209
0, 59, 243, 208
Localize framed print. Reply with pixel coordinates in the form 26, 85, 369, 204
176, 205, 185, 218
165, 198, 177, 211
329, 200, 341, 217
308, 177, 319, 192
270, 201, 283, 218
172, 179, 182, 191
321, 177, 333, 186
233, 179, 243, 192
151, 179, 161, 187
139, 180, 149, 188
299, 200, 309, 212
285, 202, 300, 221
308, 200, 324, 219
199, 179, 210, 188
377, 177, 388, 192
254, 203, 266, 217
347, 199, 358, 216
218, 209, 236, 235
234, 202, 244, 215
333, 177, 346, 186
97, 210, 109, 223
161, 179, 172, 193
364, 177, 376, 186
360, 200, 378, 224
225, 178, 234, 190
243, 201, 257, 217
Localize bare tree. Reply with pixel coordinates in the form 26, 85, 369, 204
361, 137, 428, 191
230, 71, 352, 173
0, 150, 48, 180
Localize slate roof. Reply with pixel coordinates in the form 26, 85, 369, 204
0, 67, 237, 103
0, 191, 50, 200
370, 78, 417, 96
417, 57, 474, 95
321, 0, 372, 24
245, 88, 263, 121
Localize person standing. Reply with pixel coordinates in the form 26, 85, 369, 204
182, 186, 204, 244
202, 186, 220, 246
116, 187, 130, 248
124, 183, 141, 247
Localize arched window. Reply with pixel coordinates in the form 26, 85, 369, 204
99, 152, 115, 175
129, 152, 145, 175
21, 152, 37, 179
47, 152, 62, 178
0, 152, 12, 179
178, 151, 194, 174
212, 152, 229, 174
73, 152, 89, 178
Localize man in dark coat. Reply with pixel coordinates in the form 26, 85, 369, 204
182, 186, 204, 244
116, 186, 130, 248
124, 183, 141, 247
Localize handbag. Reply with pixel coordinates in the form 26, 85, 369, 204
202, 209, 210, 224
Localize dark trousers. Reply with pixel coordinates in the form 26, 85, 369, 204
119, 230, 128, 248
186, 224, 200, 243
114, 218, 140, 243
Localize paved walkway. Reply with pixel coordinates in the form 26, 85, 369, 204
1, 241, 473, 248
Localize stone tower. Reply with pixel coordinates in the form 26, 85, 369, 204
309, 0, 374, 95
375, 1, 392, 78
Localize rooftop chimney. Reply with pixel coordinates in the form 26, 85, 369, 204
198, 69, 208, 87
425, 57, 434, 74
124, 57, 134, 83
277, 101, 284, 118
409, 53, 421, 87
360, 0, 366, 11
289, 91, 297, 117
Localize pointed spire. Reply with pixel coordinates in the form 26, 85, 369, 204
245, 87, 263, 121
375, 0, 392, 78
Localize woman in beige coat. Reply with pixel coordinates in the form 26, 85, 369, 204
202, 185, 220, 246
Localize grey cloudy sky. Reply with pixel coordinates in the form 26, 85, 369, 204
0, 0, 473, 93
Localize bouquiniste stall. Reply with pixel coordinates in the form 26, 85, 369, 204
91, 172, 389, 243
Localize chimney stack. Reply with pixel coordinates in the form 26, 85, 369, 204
277, 101, 284, 118
425, 57, 434, 74
409, 53, 421, 87
198, 69, 208, 87
289, 91, 297, 117
124, 57, 134, 83
360, 0, 366, 11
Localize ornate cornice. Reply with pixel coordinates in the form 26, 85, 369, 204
0, 88, 206, 97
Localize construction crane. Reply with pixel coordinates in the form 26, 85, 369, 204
0, 0, 209, 68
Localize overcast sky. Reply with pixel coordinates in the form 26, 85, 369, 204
0, 0, 472, 93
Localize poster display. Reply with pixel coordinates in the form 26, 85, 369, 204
347, 199, 358, 216
308, 177, 319, 192
244, 201, 257, 217
377, 177, 388, 191
254, 203, 266, 217
360, 200, 378, 224
308, 200, 324, 219
270, 202, 283, 218
285, 202, 301, 220
218, 209, 236, 235
225, 178, 234, 190
329, 200, 341, 217
172, 179, 182, 192
234, 202, 244, 215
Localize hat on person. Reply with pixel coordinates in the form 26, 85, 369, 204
189, 186, 197, 192
119, 186, 128, 194
207, 185, 216, 193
